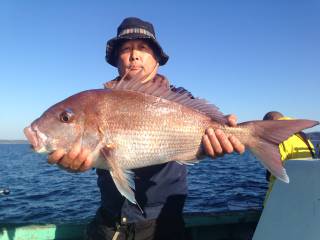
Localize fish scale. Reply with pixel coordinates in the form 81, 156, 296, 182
99, 95, 210, 170
106, 123, 205, 169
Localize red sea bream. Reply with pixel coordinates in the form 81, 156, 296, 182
24, 77, 319, 206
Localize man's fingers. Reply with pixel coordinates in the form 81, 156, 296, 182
58, 144, 81, 169
47, 144, 92, 173
229, 136, 245, 154
226, 114, 237, 127
206, 128, 223, 155
215, 129, 234, 154
202, 135, 215, 159
48, 149, 65, 164
204, 128, 223, 157
58, 155, 72, 168
78, 156, 93, 172
70, 148, 90, 170
68, 144, 81, 160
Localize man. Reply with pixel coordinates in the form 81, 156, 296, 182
263, 111, 315, 203
48, 17, 245, 239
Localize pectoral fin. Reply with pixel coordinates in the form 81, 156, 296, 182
100, 146, 143, 213
173, 153, 200, 165
176, 160, 199, 166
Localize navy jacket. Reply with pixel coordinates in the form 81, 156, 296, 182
97, 162, 187, 223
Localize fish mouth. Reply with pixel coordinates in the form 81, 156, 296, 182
23, 126, 47, 153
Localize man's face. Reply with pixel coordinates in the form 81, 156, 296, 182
117, 39, 159, 79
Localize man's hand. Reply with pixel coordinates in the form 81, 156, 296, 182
202, 114, 245, 159
48, 146, 93, 172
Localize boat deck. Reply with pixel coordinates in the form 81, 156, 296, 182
0, 210, 261, 240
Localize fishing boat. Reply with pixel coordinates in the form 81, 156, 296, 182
1, 159, 319, 240
0, 210, 261, 240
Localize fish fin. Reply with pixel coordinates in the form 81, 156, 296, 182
109, 74, 227, 124
250, 140, 289, 183
241, 119, 319, 183
176, 159, 200, 165
100, 146, 143, 213
173, 152, 201, 165
124, 169, 136, 190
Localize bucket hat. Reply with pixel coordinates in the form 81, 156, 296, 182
106, 17, 169, 67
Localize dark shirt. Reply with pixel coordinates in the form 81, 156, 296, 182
97, 162, 187, 223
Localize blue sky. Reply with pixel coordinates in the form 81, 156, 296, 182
1, 0, 319, 140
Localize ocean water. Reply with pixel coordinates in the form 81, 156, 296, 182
0, 144, 268, 224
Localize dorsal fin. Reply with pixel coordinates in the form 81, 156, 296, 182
107, 73, 227, 124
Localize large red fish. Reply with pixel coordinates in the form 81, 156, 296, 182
24, 76, 319, 206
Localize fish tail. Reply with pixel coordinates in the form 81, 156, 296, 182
238, 119, 319, 183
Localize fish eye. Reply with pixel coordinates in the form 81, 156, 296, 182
59, 109, 74, 123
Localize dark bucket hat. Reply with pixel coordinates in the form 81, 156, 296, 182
105, 17, 169, 67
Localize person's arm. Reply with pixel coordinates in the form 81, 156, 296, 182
202, 114, 245, 158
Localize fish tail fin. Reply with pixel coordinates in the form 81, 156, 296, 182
239, 119, 319, 183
